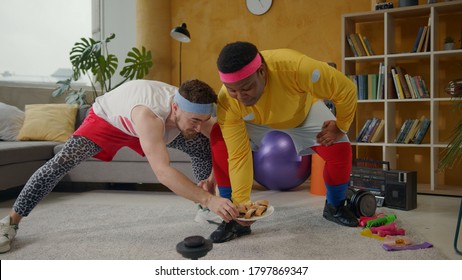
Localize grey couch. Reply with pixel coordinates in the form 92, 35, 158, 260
0, 105, 196, 192
0, 140, 61, 191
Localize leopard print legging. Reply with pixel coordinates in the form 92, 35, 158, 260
13, 133, 212, 217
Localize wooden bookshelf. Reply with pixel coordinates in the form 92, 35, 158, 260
342, 1, 462, 196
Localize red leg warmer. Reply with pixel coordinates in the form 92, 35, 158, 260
210, 123, 231, 187
311, 142, 352, 186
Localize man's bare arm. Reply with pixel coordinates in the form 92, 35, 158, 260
131, 106, 237, 221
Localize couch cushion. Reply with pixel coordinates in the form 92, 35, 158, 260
0, 141, 60, 166
0, 103, 25, 141
17, 104, 79, 142
53, 145, 192, 162
76, 105, 91, 129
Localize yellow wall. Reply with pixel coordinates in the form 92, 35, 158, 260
136, 0, 172, 83
137, 0, 373, 90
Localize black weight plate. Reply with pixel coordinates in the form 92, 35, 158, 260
357, 192, 377, 217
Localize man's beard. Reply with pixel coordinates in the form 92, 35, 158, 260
180, 129, 197, 139
175, 115, 197, 139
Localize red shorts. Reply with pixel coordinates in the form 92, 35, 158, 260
73, 108, 144, 162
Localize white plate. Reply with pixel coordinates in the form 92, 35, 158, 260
236, 205, 274, 221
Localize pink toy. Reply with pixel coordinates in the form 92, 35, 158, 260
370, 222, 406, 237
359, 213, 384, 227
370, 222, 397, 234
378, 228, 406, 237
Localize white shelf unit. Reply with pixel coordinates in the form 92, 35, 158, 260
342, 1, 462, 196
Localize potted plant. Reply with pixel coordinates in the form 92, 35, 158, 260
444, 36, 455, 50
52, 33, 153, 105
438, 91, 462, 170
439, 65, 462, 171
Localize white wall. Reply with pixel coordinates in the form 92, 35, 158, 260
100, 0, 137, 86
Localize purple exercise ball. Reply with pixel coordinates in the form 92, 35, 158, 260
252, 131, 311, 191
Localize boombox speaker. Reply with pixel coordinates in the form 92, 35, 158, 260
384, 170, 417, 210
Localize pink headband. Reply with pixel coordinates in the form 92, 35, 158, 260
218, 53, 261, 83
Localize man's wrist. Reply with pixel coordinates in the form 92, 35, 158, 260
202, 192, 214, 208
334, 121, 347, 134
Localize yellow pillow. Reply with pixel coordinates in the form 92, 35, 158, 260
17, 104, 79, 142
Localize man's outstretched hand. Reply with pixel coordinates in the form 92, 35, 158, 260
206, 196, 239, 223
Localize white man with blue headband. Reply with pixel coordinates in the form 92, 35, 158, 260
0, 79, 239, 254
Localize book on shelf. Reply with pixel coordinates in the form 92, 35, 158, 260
412, 26, 424, 53
415, 76, 430, 98
412, 117, 431, 144
361, 117, 380, 143
387, 72, 398, 99
394, 119, 411, 143
394, 121, 405, 143
422, 25, 431, 52
390, 67, 405, 99
417, 26, 428, 53
409, 76, 420, 98
403, 119, 421, 144
367, 75, 373, 100
392, 117, 431, 144
362, 36, 375, 56
412, 15, 431, 53
395, 66, 412, 99
369, 74, 378, 100
356, 118, 372, 142
404, 74, 418, 99
421, 16, 431, 52
395, 73, 405, 99
348, 75, 357, 88
400, 119, 414, 143
407, 116, 426, 143
351, 73, 379, 100
357, 33, 371, 56
346, 35, 359, 57
370, 119, 385, 143
358, 74, 367, 100
414, 76, 425, 98
348, 33, 367, 56
376, 62, 385, 100
387, 67, 429, 99
420, 78, 430, 98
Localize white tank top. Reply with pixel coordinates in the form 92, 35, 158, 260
92, 80, 180, 144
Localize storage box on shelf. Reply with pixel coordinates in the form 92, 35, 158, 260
342, 1, 462, 196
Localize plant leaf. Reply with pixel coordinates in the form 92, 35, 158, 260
120, 47, 153, 80
70, 37, 100, 73
438, 94, 462, 171
51, 78, 72, 97
64, 88, 87, 105
52, 33, 153, 104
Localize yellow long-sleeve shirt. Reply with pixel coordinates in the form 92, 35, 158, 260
216, 49, 357, 204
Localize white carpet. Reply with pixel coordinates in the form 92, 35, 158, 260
0, 188, 447, 260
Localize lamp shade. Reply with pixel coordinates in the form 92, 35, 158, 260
170, 23, 191, 43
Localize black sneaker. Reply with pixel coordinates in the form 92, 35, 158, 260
323, 201, 359, 227
209, 220, 251, 243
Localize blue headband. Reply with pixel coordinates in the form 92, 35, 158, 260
173, 91, 214, 115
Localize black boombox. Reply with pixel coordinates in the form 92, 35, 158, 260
349, 159, 417, 211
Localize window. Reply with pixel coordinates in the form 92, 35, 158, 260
0, 0, 93, 85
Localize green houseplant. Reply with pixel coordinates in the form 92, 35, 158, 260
439, 78, 462, 170
52, 33, 153, 105
444, 36, 455, 50
445, 36, 455, 44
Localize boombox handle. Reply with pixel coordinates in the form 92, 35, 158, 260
353, 159, 390, 171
